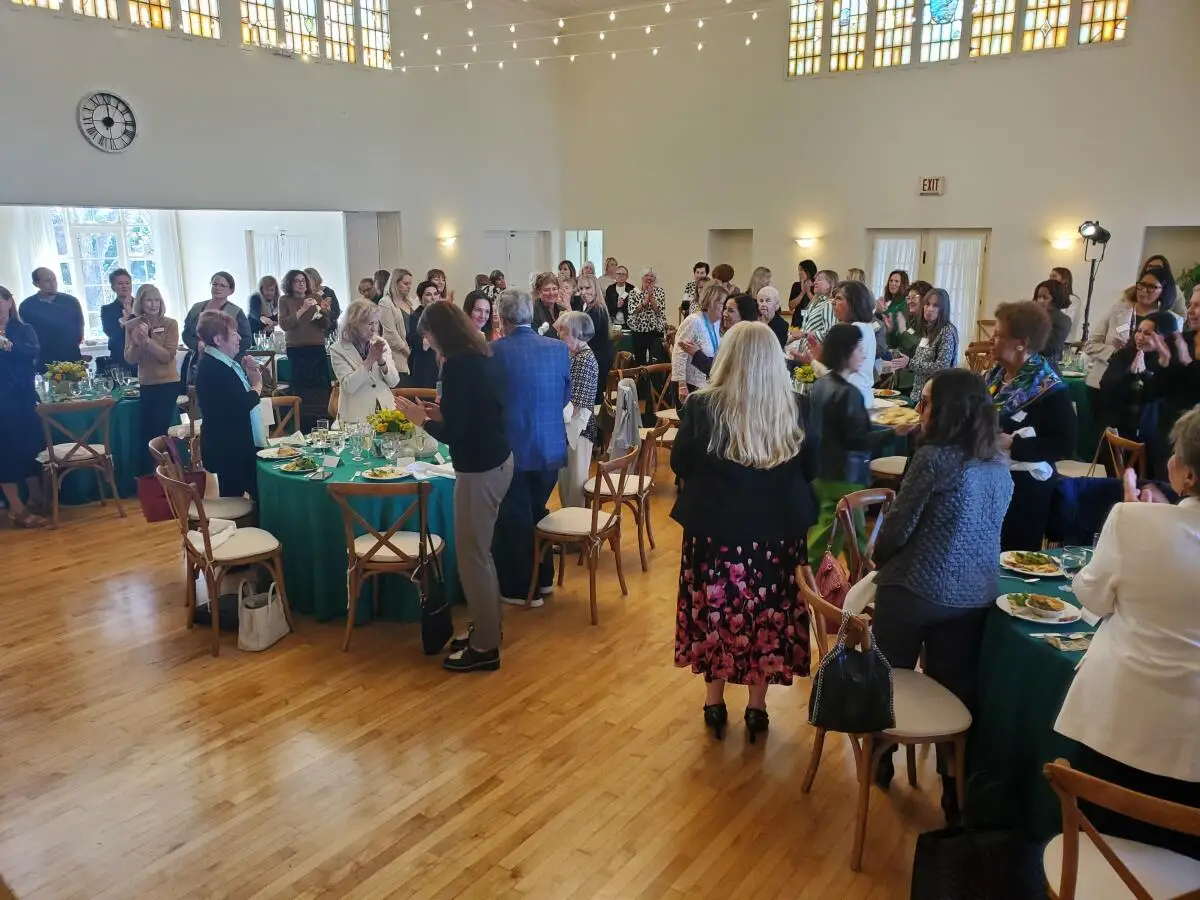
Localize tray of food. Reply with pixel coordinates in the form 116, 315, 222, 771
871, 406, 921, 427
1000, 550, 1064, 577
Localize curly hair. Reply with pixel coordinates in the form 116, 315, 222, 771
994, 300, 1052, 353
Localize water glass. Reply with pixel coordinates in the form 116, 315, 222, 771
1061, 547, 1092, 578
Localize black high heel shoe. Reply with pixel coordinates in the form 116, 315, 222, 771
744, 708, 770, 744
703, 703, 728, 740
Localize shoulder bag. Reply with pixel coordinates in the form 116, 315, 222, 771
808, 612, 895, 734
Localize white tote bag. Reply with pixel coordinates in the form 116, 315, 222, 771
237, 582, 291, 652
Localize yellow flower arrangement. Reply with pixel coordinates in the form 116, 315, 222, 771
45, 361, 87, 383
366, 408, 414, 436
793, 364, 816, 385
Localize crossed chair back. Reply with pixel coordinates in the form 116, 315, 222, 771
1043, 759, 1200, 900
393, 387, 438, 403
585, 450, 636, 542
326, 481, 443, 651
1095, 427, 1147, 479
641, 362, 675, 415
148, 434, 187, 481
836, 488, 895, 585
965, 341, 994, 374
269, 395, 302, 438
247, 349, 278, 390
36, 396, 124, 526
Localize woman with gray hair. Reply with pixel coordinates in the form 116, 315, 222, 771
626, 266, 668, 365
554, 310, 599, 507
573, 273, 613, 402
329, 299, 399, 423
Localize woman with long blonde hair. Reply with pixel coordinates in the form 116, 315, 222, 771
670, 321, 818, 742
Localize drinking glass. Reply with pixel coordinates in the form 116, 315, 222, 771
347, 424, 363, 462
1060, 547, 1092, 578
314, 418, 330, 445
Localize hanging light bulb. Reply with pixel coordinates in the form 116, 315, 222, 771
599, 31, 605, 39
421, 32, 428, 39
744, 36, 750, 44
413, 5, 420, 14
552, 35, 558, 44
465, 0, 471, 7
664, 2, 670, 11
534, 58, 540, 65
467, 28, 473, 36
608, 9, 615, 20
512, 39, 517, 48
645, 24, 651, 33
652, 46, 659, 54
434, 64, 439, 71
436, 46, 442, 55
401, 65, 407, 72
498, 60, 504, 68
569, 54, 575, 61
471, 43, 477, 52
509, 23, 515, 32
399, 49, 405, 57
751, 10, 758, 18
464, 62, 469, 69
610, 50, 616, 59
557, 17, 564, 27
697, 18, 704, 27
697, 41, 703, 49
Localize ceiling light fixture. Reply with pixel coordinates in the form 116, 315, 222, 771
608, 9, 615, 19
434, 64, 439, 72
645, 24, 651, 33
509, 23, 515, 32
599, 31, 605, 39
552, 35, 558, 44
413, 5, 420, 14
697, 18, 704, 27
558, 17, 564, 27
697, 40, 703, 49
436, 46, 441, 54
512, 39, 518, 48
467, 28, 473, 36
421, 32, 428, 39
652, 46, 658, 54
472, 43, 477, 51
664, 2, 670, 11
752, 10, 758, 18
745, 36, 750, 44
570, 54, 575, 61
611, 50, 616, 59
498, 60, 504, 68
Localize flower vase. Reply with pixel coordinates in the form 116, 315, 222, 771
51, 379, 75, 398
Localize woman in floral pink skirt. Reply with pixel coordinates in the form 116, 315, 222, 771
670, 322, 818, 742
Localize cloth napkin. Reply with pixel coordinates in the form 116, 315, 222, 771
268, 432, 308, 448
187, 517, 237, 554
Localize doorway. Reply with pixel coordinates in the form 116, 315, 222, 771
707, 229, 754, 287
564, 229, 604, 274
482, 230, 552, 290
869, 229, 990, 346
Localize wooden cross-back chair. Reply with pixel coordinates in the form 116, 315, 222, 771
247, 349, 279, 390
835, 488, 895, 585
530, 449, 635, 624
965, 341, 994, 374
1043, 760, 1200, 900
149, 435, 255, 523
36, 396, 125, 527
1098, 427, 1147, 479
797, 566, 971, 873
269, 395, 302, 438
641, 363, 675, 415
168, 386, 203, 469
393, 387, 438, 403
584, 420, 669, 572
975, 319, 997, 342
155, 464, 291, 656
326, 481, 445, 651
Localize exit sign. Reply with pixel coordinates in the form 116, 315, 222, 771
920, 177, 946, 196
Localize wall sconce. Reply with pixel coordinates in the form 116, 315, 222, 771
438, 235, 457, 248
794, 237, 816, 249
1049, 236, 1076, 251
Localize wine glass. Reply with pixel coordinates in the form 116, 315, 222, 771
346, 423, 363, 462
1060, 547, 1092, 579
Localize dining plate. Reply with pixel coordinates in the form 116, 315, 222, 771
873, 389, 901, 398
257, 446, 302, 460
996, 593, 1082, 625
1000, 551, 1064, 577
279, 459, 319, 474
361, 466, 409, 481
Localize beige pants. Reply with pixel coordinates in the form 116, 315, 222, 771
558, 437, 594, 509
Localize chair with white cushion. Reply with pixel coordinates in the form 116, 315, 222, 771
168, 387, 202, 469
148, 436, 255, 525
584, 420, 669, 572
1056, 427, 1147, 481
797, 567, 972, 872
155, 465, 292, 656
869, 455, 907, 485
327, 481, 445, 652
1043, 759, 1200, 900
531, 449, 635, 624
36, 396, 126, 528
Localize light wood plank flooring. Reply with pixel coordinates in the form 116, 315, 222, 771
0, 464, 943, 899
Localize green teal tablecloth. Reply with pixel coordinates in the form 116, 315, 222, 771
966, 551, 1097, 839
256, 447, 459, 625
1064, 375, 1098, 462
47, 390, 180, 506
275, 354, 335, 386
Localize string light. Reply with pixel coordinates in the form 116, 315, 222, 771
436, 46, 442, 54
751, 10, 757, 18
697, 41, 703, 49
534, 58, 540, 65
664, 2, 670, 11
472, 43, 477, 51
465, 0, 471, 7
498, 60, 503, 68
599, 31, 605, 39
399, 50, 405, 57
553, 35, 559, 44
611, 50, 616, 59
512, 40, 518, 48
463, 62, 468, 68
697, 18, 704, 27
413, 5, 420, 14
421, 32, 428, 39
569, 54, 575, 61
467, 28, 473, 36
608, 9, 615, 19
645, 24, 651, 33
434, 64, 439, 71
744, 36, 750, 44
401, 65, 407, 72
652, 46, 658, 54
558, 17, 564, 28
509, 23, 515, 32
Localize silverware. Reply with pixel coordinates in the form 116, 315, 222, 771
1021, 577, 1041, 583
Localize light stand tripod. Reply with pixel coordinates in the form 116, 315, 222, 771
1079, 230, 1109, 344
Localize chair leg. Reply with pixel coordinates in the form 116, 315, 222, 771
108, 462, 125, 518
952, 733, 967, 813
185, 563, 197, 626
372, 574, 380, 617
341, 568, 359, 652
557, 543, 566, 586
268, 555, 294, 631
631, 501, 648, 572
202, 568, 221, 657
50, 469, 61, 528
94, 468, 107, 506
588, 546, 599, 625
643, 494, 656, 549
906, 745, 918, 788
801, 727, 826, 793
610, 525, 628, 595
526, 535, 543, 606
851, 734, 875, 872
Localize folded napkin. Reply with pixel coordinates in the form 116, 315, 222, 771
187, 517, 237, 554
269, 432, 308, 448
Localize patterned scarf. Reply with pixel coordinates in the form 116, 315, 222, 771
986, 353, 1064, 419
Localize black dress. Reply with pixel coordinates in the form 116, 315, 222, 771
0, 321, 44, 483
100, 300, 135, 375
998, 389, 1078, 551
194, 354, 261, 500
572, 297, 613, 402
406, 305, 440, 389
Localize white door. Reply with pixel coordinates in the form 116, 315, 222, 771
505, 231, 548, 291
868, 233, 921, 298
929, 231, 987, 349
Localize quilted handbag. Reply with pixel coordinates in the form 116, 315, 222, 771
808, 613, 895, 734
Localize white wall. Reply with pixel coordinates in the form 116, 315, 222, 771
561, 0, 1200, 324
175, 209, 348, 309
0, 0, 563, 295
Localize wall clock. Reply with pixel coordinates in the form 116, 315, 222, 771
77, 92, 137, 153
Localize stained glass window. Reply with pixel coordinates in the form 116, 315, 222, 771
873, 0, 914, 67
360, 0, 390, 68
11, 0, 64, 10
324, 0, 355, 62
180, 0, 220, 38
73, 0, 117, 19
1079, 0, 1128, 45
282, 0, 319, 55
787, 0, 824, 77
129, 0, 170, 29
920, 0, 963, 62
241, 0, 278, 45
969, 0, 1014, 57
829, 0, 866, 71
1022, 0, 1070, 50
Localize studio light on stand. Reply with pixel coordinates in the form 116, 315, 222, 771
1077, 220, 1111, 343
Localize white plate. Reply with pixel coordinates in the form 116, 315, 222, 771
361, 467, 409, 482
257, 446, 302, 460
871, 396, 897, 409
997, 593, 1082, 624
1000, 552, 1064, 577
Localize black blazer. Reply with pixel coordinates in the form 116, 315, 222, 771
406, 305, 440, 389
808, 372, 887, 483
670, 393, 818, 543
100, 300, 129, 362
422, 352, 510, 473
195, 354, 261, 498
605, 283, 634, 320
1000, 385, 1077, 465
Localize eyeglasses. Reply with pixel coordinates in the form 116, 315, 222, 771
1136, 282, 1161, 292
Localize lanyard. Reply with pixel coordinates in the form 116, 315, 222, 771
701, 315, 719, 355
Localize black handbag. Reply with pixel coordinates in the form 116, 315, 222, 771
808, 613, 895, 733
418, 568, 453, 656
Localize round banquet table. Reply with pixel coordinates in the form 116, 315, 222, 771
46, 389, 181, 506
1063, 374, 1097, 461
275, 353, 335, 386
256, 447, 460, 625
965, 549, 1097, 839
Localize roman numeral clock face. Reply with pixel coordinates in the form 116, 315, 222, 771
77, 92, 137, 153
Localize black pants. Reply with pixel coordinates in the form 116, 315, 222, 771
630, 331, 665, 366
287, 344, 331, 432
139, 382, 181, 473
1001, 471, 1057, 551
493, 468, 559, 599
1075, 745, 1200, 860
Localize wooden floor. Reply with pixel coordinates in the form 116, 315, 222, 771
0, 463, 944, 900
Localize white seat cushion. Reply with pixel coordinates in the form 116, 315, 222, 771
37, 443, 108, 464
168, 420, 202, 439
187, 526, 279, 562
1056, 460, 1102, 478
537, 507, 617, 537
583, 474, 652, 497
191, 497, 255, 520
1043, 833, 1200, 899
352, 531, 444, 560
885, 668, 972, 739
870, 455, 908, 477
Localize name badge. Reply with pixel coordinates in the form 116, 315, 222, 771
1011, 410, 1028, 424
152, 327, 165, 334
434, 452, 446, 465
179, 412, 191, 426
322, 454, 340, 468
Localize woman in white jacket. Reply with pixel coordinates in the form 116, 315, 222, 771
672, 281, 729, 400
1054, 406, 1200, 858
330, 299, 400, 424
